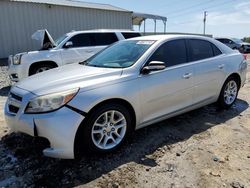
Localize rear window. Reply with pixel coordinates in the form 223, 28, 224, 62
216, 38, 225, 43
188, 39, 214, 61
122, 32, 141, 39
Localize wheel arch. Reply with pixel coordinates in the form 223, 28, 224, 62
226, 72, 241, 88
29, 61, 58, 76
73, 98, 137, 158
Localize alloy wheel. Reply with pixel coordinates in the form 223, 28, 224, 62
91, 110, 127, 150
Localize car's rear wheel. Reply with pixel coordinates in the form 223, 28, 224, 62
217, 76, 239, 109
75, 103, 132, 155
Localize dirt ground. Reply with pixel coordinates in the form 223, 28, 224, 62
0, 58, 249, 188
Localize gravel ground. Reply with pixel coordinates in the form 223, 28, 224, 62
0, 57, 250, 188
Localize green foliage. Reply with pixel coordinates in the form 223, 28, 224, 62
243, 37, 250, 43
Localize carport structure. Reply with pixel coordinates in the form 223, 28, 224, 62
132, 12, 167, 34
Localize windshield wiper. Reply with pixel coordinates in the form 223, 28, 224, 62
79, 60, 88, 65
87, 64, 105, 68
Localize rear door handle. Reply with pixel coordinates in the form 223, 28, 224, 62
182, 73, 192, 79
218, 64, 225, 69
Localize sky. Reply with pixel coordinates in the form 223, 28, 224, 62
81, 0, 250, 38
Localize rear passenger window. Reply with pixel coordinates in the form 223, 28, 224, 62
92, 33, 118, 46
188, 39, 213, 61
70, 34, 92, 47
211, 44, 222, 56
122, 32, 141, 39
148, 39, 187, 67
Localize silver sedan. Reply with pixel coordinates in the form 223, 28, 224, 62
4, 35, 247, 159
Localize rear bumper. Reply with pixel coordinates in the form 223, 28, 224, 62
4, 104, 85, 159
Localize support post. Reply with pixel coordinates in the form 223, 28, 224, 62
154, 19, 156, 34
144, 19, 146, 35
163, 21, 166, 34
203, 11, 208, 35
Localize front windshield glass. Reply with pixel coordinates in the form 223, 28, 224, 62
85, 40, 155, 68
54, 34, 68, 46
232, 38, 243, 43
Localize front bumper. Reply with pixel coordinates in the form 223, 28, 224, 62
4, 87, 85, 159
8, 56, 29, 82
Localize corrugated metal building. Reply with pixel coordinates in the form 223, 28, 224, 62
0, 0, 132, 58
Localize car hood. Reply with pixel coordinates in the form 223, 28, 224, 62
31, 29, 56, 50
240, 42, 250, 46
15, 63, 123, 95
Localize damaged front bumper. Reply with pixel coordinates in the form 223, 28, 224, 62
4, 86, 84, 159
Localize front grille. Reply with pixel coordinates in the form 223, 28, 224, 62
8, 92, 22, 114
10, 92, 22, 101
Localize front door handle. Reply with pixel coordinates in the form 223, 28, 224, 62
86, 50, 94, 53
218, 64, 225, 69
182, 73, 192, 79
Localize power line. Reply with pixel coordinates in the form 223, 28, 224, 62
166, 0, 215, 16
169, 7, 242, 27
168, 0, 235, 19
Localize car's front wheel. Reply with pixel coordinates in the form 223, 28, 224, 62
217, 76, 239, 109
75, 103, 132, 155
29, 62, 56, 76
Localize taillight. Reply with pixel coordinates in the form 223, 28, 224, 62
243, 54, 247, 60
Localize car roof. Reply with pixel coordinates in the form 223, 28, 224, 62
128, 34, 214, 42
66, 29, 140, 36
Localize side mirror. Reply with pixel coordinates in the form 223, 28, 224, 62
64, 41, 73, 48
141, 61, 166, 74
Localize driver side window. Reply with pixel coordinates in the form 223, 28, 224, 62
148, 39, 187, 67
68, 34, 92, 48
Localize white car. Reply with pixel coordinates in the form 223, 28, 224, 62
8, 29, 141, 81
5, 35, 247, 159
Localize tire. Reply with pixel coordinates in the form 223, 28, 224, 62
239, 46, 244, 53
217, 76, 239, 109
75, 103, 132, 156
29, 63, 56, 76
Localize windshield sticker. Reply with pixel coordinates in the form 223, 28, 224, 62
136, 41, 155, 45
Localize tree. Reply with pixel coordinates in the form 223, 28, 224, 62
243, 37, 250, 43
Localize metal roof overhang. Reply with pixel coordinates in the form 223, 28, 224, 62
9, 0, 130, 12
132, 12, 167, 33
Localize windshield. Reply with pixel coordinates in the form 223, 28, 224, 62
85, 40, 155, 68
232, 38, 243, 43
54, 34, 68, 46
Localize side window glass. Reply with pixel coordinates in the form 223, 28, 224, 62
122, 32, 141, 39
148, 39, 187, 67
69, 34, 91, 47
92, 33, 118, 46
211, 44, 222, 56
224, 39, 230, 44
188, 39, 213, 61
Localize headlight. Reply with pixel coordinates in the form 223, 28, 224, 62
25, 88, 79, 114
13, 54, 22, 65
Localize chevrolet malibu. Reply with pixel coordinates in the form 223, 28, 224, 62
4, 35, 247, 159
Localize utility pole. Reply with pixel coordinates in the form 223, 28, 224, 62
203, 11, 208, 35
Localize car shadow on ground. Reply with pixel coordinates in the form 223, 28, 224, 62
1, 99, 249, 187
0, 86, 11, 97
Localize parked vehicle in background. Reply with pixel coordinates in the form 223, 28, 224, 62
4, 35, 247, 159
215, 37, 250, 53
8, 29, 141, 81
